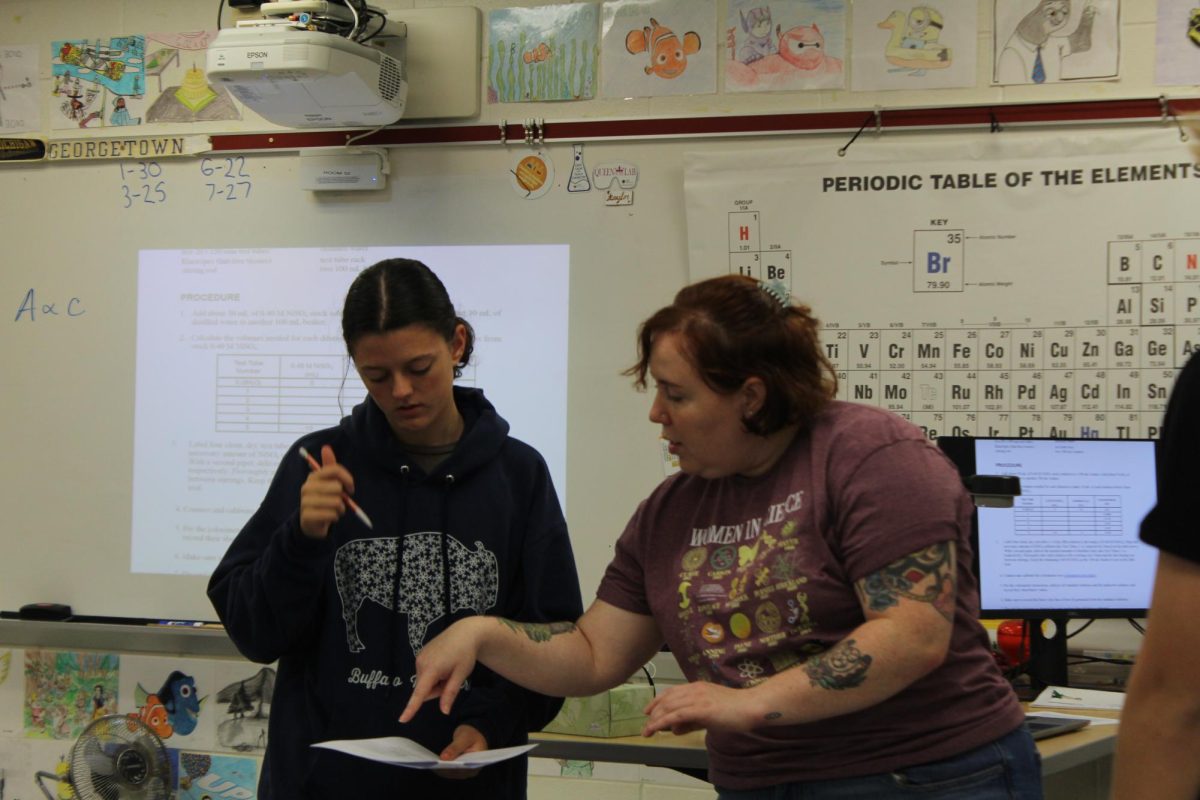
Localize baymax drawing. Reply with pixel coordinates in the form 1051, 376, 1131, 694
725, 1, 847, 92
996, 0, 1098, 84
726, 22, 843, 87
778, 23, 842, 73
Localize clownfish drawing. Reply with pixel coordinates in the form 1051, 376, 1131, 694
624, 17, 701, 79
130, 693, 173, 738
133, 670, 204, 739
523, 42, 551, 64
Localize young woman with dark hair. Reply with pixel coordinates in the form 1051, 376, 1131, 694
209, 258, 582, 799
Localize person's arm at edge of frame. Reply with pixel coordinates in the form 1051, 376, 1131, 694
640, 542, 956, 736
451, 467, 587, 746
399, 598, 664, 723
1112, 552, 1200, 800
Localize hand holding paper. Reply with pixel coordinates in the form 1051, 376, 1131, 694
312, 737, 536, 771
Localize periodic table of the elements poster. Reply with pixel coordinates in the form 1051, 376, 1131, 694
727, 210, 1200, 442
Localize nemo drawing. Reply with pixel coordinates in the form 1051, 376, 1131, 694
129, 693, 173, 738
625, 17, 701, 79
523, 42, 551, 64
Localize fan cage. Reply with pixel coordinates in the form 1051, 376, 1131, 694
69, 714, 172, 800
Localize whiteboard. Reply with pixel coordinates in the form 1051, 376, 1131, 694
0, 140, 692, 621
1, 125, 1194, 626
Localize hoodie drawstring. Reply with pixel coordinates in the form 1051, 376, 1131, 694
440, 474, 455, 636
388, 465, 410, 699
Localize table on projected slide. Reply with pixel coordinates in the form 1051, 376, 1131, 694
215, 353, 347, 433
1014, 495, 1124, 536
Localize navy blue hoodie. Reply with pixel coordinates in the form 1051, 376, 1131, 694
208, 387, 583, 799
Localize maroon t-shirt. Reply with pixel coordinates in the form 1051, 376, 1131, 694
597, 402, 1024, 789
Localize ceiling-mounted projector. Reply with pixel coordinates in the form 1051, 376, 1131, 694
207, 24, 408, 128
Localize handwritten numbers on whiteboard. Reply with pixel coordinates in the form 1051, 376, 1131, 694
200, 156, 252, 202
118, 161, 167, 208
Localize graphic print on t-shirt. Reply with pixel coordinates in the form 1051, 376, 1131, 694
333, 533, 499, 655
676, 490, 823, 686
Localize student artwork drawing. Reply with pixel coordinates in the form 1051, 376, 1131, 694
725, 0, 847, 92
214, 666, 273, 753
131, 671, 204, 740
0, 650, 19, 737
1155, 0, 1200, 84
488, 4, 599, 102
51, 35, 146, 129
23, 651, 119, 740
994, 0, 1120, 84
509, 149, 556, 199
0, 739, 33, 800
0, 45, 39, 133
119, 655, 216, 752
177, 752, 258, 800
143, 31, 241, 123
851, 0, 977, 90
879, 7, 950, 72
601, 0, 716, 97
735, 5, 778, 63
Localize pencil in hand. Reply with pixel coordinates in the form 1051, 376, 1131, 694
298, 446, 374, 529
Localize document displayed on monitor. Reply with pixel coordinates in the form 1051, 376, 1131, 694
974, 438, 1159, 613
131, 245, 568, 576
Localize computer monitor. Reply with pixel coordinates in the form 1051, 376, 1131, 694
937, 436, 1160, 690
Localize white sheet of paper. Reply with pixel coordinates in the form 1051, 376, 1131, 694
1031, 686, 1125, 711
312, 737, 537, 770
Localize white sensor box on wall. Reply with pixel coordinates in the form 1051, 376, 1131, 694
298, 148, 389, 191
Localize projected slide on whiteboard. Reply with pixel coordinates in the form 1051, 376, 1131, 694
132, 245, 568, 575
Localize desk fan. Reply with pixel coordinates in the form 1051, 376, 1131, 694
34, 714, 172, 800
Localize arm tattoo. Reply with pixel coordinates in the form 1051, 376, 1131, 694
856, 542, 956, 623
804, 639, 872, 690
498, 618, 577, 643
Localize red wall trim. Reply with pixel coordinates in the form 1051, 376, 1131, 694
208, 96, 1200, 153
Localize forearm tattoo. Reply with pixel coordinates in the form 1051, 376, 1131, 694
856, 543, 956, 623
804, 639, 872, 690
499, 618, 577, 643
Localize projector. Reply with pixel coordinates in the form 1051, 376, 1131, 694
206, 26, 408, 128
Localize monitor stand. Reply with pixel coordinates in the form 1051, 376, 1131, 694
1026, 618, 1069, 694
